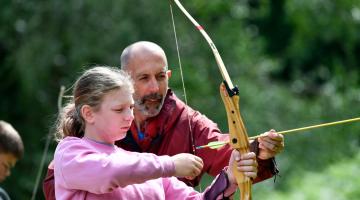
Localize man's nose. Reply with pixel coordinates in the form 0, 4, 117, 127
5, 170, 11, 177
148, 77, 159, 93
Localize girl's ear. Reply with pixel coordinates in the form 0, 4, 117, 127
81, 105, 95, 124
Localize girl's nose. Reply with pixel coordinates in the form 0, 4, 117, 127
124, 108, 134, 121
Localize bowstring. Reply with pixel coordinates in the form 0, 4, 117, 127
169, 1, 201, 192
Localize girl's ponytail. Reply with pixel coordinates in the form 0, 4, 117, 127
55, 102, 84, 141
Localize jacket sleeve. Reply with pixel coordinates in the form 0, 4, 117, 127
42, 161, 55, 200
54, 139, 175, 194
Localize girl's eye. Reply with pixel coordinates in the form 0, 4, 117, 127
115, 109, 124, 113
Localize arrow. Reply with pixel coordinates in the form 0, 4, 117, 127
196, 117, 360, 149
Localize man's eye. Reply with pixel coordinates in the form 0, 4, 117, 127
2, 163, 10, 171
139, 76, 148, 81
115, 109, 124, 112
157, 74, 166, 80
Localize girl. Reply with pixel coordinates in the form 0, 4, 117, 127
54, 66, 257, 199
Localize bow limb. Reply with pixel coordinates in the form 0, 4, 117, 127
173, 0, 251, 199
172, 0, 234, 89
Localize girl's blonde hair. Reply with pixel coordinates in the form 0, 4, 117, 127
55, 66, 133, 141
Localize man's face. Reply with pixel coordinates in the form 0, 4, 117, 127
126, 52, 170, 118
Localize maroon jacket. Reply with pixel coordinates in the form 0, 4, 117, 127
43, 89, 277, 199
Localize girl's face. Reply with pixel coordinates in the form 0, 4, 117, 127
0, 153, 17, 183
91, 88, 134, 144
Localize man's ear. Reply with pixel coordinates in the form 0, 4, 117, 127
81, 105, 95, 124
167, 70, 172, 79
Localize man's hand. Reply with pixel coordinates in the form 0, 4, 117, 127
257, 129, 284, 160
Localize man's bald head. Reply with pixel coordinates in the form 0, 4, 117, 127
119, 41, 171, 120
120, 41, 168, 70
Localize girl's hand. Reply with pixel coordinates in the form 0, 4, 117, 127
171, 153, 203, 178
226, 151, 257, 185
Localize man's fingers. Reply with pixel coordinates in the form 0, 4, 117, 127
259, 137, 284, 151
259, 140, 276, 150
259, 135, 283, 144
260, 131, 284, 141
259, 142, 283, 153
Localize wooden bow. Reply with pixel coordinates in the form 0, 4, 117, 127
172, 1, 252, 199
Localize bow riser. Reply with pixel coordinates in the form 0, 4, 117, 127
220, 83, 252, 200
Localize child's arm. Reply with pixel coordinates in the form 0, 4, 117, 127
54, 138, 202, 194
54, 138, 174, 193
162, 170, 237, 200
163, 151, 257, 200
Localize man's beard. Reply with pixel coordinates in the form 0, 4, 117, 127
135, 93, 165, 118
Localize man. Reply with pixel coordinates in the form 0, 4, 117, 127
43, 41, 284, 199
117, 41, 283, 186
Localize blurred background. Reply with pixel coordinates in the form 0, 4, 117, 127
1, 0, 359, 199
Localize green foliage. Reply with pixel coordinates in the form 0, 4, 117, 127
248, 0, 360, 95
253, 151, 360, 200
0, 0, 359, 199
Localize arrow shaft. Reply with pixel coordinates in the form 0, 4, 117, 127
249, 117, 360, 140
197, 117, 360, 149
